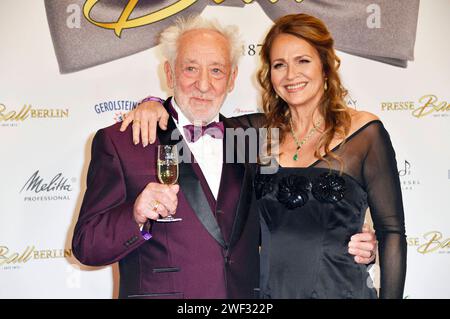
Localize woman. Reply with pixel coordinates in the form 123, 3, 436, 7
253, 14, 406, 299
121, 14, 406, 298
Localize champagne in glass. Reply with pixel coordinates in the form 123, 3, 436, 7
156, 145, 182, 222
157, 161, 178, 185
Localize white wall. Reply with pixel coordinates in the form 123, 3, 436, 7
0, 0, 448, 299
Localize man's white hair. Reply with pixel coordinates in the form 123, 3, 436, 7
159, 15, 243, 68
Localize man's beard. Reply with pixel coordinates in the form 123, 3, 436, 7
172, 83, 226, 125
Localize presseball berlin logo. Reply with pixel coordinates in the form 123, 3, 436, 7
0, 245, 73, 271
20, 170, 75, 201
0, 103, 69, 127
81, 0, 306, 37
407, 231, 450, 254
381, 94, 449, 118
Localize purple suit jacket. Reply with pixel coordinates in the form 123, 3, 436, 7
72, 99, 262, 299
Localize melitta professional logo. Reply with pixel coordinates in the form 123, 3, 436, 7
397, 160, 421, 191
0, 103, 69, 127
0, 245, 72, 270
83, 0, 305, 37
407, 231, 450, 254
381, 94, 450, 118
20, 170, 75, 201
93, 99, 137, 123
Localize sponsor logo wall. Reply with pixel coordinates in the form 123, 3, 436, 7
0, 0, 448, 298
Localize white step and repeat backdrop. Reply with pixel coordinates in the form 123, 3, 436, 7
0, 0, 449, 299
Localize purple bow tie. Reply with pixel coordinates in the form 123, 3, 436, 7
183, 122, 224, 143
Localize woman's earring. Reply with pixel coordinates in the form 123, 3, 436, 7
324, 79, 328, 91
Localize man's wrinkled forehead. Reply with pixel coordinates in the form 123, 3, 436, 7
175, 29, 232, 65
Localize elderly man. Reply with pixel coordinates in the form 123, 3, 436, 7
73, 16, 376, 299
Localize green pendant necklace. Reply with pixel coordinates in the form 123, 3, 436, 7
289, 118, 322, 161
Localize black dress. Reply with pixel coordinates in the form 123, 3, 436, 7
254, 120, 407, 299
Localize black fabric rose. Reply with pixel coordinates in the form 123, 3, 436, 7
254, 174, 275, 199
312, 173, 346, 203
276, 175, 312, 209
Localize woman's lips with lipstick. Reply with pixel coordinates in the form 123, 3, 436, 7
285, 82, 307, 93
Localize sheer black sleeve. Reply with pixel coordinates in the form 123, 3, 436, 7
362, 123, 407, 299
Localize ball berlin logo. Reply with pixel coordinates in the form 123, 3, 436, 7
20, 170, 75, 201
0, 103, 69, 127
0, 245, 73, 270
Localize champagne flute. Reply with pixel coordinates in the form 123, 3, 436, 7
156, 145, 182, 222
